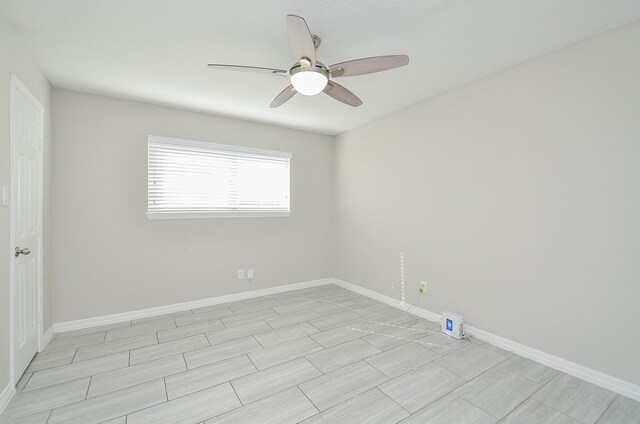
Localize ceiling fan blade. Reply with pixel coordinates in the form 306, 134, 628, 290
208, 64, 287, 76
270, 85, 297, 108
323, 81, 362, 107
286, 15, 316, 68
329, 55, 409, 78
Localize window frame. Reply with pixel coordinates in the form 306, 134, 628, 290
146, 135, 292, 220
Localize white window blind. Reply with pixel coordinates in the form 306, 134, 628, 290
147, 135, 291, 219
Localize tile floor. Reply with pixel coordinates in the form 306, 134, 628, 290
1, 284, 638, 423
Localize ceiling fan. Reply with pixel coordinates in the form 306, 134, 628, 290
208, 15, 409, 108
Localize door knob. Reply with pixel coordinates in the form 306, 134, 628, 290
15, 247, 31, 257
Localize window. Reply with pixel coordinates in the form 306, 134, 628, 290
147, 135, 291, 219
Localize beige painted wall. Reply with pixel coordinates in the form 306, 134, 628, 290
0, 12, 52, 392
51, 89, 334, 322
334, 21, 640, 385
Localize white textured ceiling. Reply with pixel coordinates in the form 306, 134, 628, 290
2, 1, 640, 135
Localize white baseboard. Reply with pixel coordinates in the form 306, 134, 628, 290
53, 278, 333, 333
332, 278, 640, 402
0, 382, 15, 417
41, 326, 54, 350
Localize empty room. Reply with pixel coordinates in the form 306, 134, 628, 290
1, 1, 639, 423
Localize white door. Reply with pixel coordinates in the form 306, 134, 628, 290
10, 75, 43, 381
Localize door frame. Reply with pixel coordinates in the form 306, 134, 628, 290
9, 74, 45, 386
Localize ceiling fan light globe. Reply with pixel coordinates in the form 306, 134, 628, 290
291, 70, 328, 96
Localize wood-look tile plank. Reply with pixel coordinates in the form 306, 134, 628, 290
311, 303, 353, 317
272, 300, 321, 315
306, 339, 381, 373
74, 333, 157, 362
206, 387, 317, 424
0, 379, 89, 423
100, 417, 127, 424
42, 332, 105, 354
165, 355, 256, 400
132, 311, 193, 326
361, 325, 425, 352
247, 337, 322, 370
414, 332, 469, 355
130, 334, 209, 365
175, 308, 235, 326
88, 355, 186, 398
596, 395, 640, 424
105, 320, 176, 342
221, 309, 279, 327
300, 388, 409, 424
532, 373, 617, 424
47, 379, 167, 424
398, 395, 497, 424
501, 398, 579, 424
308, 311, 363, 331
54, 322, 131, 340
254, 322, 319, 348
183, 336, 262, 369
11, 411, 52, 424
498, 355, 559, 385
205, 320, 272, 346
309, 324, 368, 348
26, 349, 75, 373
229, 300, 280, 315
25, 352, 129, 392
365, 340, 440, 378
231, 358, 321, 405
157, 319, 224, 343
299, 361, 388, 411
454, 367, 541, 419
434, 344, 508, 381
127, 383, 240, 424
379, 362, 465, 413
265, 310, 322, 329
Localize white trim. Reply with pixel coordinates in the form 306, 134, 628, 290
53, 278, 333, 333
9, 74, 45, 388
0, 382, 16, 417
146, 211, 291, 220
331, 278, 640, 401
148, 135, 293, 159
41, 327, 54, 351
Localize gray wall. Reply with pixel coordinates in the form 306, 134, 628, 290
51, 89, 334, 322
333, 21, 640, 385
0, 12, 52, 392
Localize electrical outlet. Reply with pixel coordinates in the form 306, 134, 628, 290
247, 269, 254, 280
419, 280, 427, 294
237, 269, 244, 280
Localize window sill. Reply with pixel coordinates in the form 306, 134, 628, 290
146, 211, 291, 220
